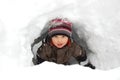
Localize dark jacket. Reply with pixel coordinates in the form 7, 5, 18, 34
37, 42, 87, 65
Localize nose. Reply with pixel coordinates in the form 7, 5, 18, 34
57, 38, 62, 42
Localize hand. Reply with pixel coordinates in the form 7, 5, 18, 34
37, 43, 52, 60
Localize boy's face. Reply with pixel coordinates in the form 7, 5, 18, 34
51, 35, 69, 48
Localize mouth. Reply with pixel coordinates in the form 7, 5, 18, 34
57, 44, 63, 46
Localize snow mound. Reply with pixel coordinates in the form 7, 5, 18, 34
1, 62, 120, 80
23, 0, 120, 70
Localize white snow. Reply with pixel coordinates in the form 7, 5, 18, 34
1, 62, 120, 80
0, 0, 120, 80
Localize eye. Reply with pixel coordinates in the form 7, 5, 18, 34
62, 35, 65, 37
53, 35, 58, 38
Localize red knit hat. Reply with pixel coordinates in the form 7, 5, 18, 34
48, 18, 72, 37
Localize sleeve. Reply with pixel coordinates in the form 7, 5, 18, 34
32, 54, 45, 65
37, 43, 52, 61
75, 46, 87, 63
74, 44, 96, 69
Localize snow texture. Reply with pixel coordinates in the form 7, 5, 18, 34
24, 0, 120, 70
0, 0, 120, 80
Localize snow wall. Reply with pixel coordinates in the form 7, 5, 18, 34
23, 0, 120, 70
0, 0, 120, 70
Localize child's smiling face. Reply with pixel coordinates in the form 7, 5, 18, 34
51, 35, 69, 48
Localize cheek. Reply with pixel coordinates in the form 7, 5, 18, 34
63, 38, 69, 43
52, 40, 57, 44
51, 38, 57, 45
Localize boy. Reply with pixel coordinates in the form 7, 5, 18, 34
31, 18, 95, 69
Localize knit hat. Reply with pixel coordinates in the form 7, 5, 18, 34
48, 18, 72, 38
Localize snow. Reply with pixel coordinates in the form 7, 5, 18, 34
1, 62, 120, 80
0, 0, 120, 80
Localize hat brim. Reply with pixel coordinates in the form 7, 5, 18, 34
48, 30, 71, 38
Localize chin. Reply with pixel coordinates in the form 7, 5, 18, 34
56, 45, 64, 48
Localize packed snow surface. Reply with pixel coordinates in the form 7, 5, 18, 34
0, 0, 120, 80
